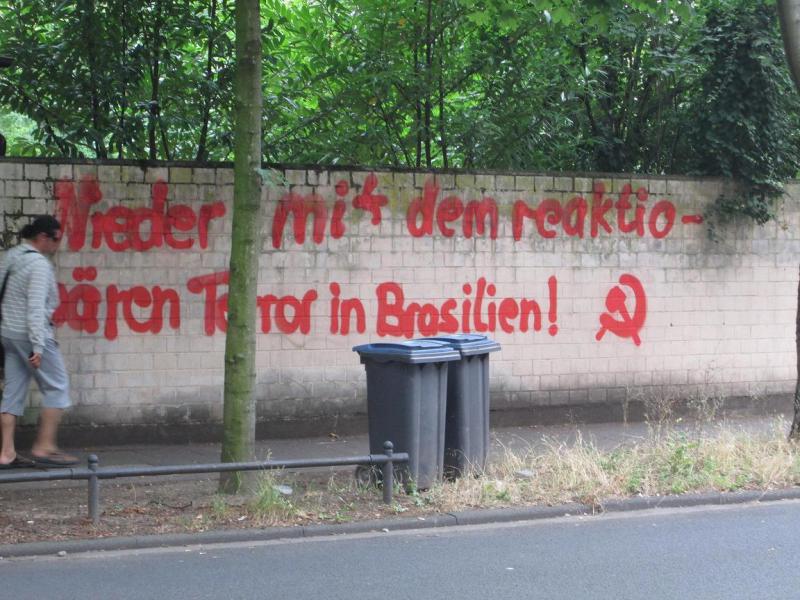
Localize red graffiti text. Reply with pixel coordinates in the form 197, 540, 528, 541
376, 277, 558, 338
406, 179, 499, 239
513, 182, 681, 240
186, 271, 319, 335
55, 176, 226, 252
54, 267, 181, 340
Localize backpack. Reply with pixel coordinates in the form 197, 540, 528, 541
0, 249, 37, 377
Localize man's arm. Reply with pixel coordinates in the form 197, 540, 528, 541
25, 257, 51, 357
0, 253, 10, 293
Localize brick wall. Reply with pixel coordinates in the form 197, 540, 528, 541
1, 158, 796, 438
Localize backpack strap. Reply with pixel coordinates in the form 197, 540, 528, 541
0, 249, 38, 306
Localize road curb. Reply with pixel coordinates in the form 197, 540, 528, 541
449, 503, 592, 526
598, 487, 800, 513
2, 487, 799, 559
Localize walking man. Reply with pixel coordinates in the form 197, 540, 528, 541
0, 215, 76, 468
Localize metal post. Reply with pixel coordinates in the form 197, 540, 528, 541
88, 454, 100, 525
382, 441, 394, 504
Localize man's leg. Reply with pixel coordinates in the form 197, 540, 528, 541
1, 337, 29, 464
30, 339, 75, 464
0, 412, 17, 464
31, 407, 66, 457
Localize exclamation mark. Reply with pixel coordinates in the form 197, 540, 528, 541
548, 276, 558, 336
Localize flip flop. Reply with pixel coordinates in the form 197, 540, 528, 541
0, 455, 37, 469
32, 452, 79, 467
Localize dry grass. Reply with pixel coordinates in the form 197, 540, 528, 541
420, 419, 800, 513
200, 418, 800, 521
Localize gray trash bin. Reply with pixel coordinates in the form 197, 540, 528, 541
353, 340, 460, 489
426, 334, 501, 478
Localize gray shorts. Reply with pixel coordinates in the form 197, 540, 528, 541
1, 337, 71, 416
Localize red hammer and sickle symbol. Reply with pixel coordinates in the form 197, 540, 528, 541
595, 274, 647, 346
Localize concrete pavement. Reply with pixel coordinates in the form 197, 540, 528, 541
63, 413, 791, 469
7, 413, 790, 485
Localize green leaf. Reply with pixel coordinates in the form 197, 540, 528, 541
466, 11, 491, 26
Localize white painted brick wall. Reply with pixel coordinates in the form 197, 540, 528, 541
1, 159, 797, 428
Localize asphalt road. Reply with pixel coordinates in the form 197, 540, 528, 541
3, 501, 800, 600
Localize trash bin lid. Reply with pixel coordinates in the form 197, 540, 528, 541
425, 334, 501, 357
353, 340, 461, 364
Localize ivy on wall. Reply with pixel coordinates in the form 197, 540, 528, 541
690, 0, 800, 234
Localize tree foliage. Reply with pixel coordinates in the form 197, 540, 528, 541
0, 0, 236, 159
691, 0, 800, 229
0, 0, 798, 223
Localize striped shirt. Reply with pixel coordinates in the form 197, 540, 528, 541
0, 243, 59, 354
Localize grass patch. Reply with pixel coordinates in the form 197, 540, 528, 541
247, 471, 297, 524
207, 420, 800, 525
420, 420, 800, 512
124, 419, 800, 528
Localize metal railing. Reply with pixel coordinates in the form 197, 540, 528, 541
0, 440, 407, 525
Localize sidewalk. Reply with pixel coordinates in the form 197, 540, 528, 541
22, 413, 791, 483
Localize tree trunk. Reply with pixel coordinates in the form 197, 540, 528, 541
148, 0, 163, 160
424, 0, 433, 167
116, 0, 128, 159
196, 0, 218, 162
778, 0, 800, 91
219, 0, 262, 493
413, 1, 422, 168
82, 0, 107, 158
159, 114, 172, 160
777, 1, 800, 440
437, 2, 448, 169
